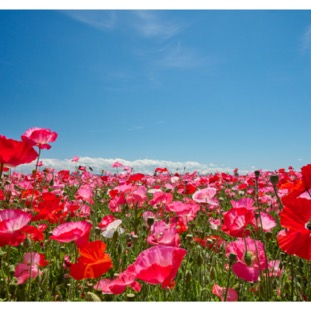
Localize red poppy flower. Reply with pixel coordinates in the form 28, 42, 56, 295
221, 207, 255, 237
125, 245, 187, 288
277, 198, 311, 260
302, 164, 311, 189
128, 173, 145, 183
32, 192, 66, 223
21, 127, 58, 150
0, 135, 38, 168
194, 235, 225, 252
0, 209, 32, 247
50, 221, 92, 247
70, 240, 113, 280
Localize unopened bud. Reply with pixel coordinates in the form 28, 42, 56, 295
185, 270, 192, 284
254, 170, 260, 178
126, 293, 135, 301
244, 251, 253, 266
270, 175, 279, 186
228, 253, 237, 264
197, 253, 203, 266
147, 217, 155, 227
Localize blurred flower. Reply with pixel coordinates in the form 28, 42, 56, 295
21, 127, 58, 150
71, 156, 80, 162
0, 209, 32, 247
94, 270, 141, 295
112, 161, 123, 168
14, 252, 48, 285
212, 284, 238, 301
277, 197, 311, 260
0, 135, 38, 168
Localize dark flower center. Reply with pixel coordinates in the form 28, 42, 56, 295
305, 219, 311, 230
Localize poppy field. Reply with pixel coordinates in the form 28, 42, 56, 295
0, 128, 311, 302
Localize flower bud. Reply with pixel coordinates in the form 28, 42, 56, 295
147, 217, 155, 227
185, 270, 192, 284
228, 253, 237, 264
126, 293, 135, 301
270, 175, 279, 186
244, 251, 253, 266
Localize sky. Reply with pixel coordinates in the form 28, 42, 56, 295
1, 2, 311, 174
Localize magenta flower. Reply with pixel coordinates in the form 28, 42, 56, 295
212, 283, 238, 301
147, 220, 181, 247
0, 209, 32, 247
21, 127, 58, 150
75, 184, 94, 205
112, 161, 123, 168
94, 271, 141, 295
71, 156, 80, 162
125, 245, 187, 288
192, 187, 217, 205
14, 252, 48, 285
49, 221, 92, 247
226, 237, 266, 282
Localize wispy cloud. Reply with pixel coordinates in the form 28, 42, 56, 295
61, 10, 117, 31
15, 157, 240, 175
301, 24, 311, 54
131, 11, 184, 40
157, 42, 208, 69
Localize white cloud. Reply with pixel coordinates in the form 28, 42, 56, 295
131, 11, 183, 40
157, 42, 208, 69
61, 10, 117, 31
13, 157, 243, 175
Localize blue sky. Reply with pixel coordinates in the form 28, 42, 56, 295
1, 7, 311, 173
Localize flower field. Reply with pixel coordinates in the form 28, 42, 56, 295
0, 128, 311, 301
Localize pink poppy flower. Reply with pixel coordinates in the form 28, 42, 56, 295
112, 161, 123, 168
165, 201, 192, 215
21, 127, 58, 150
0, 209, 32, 247
267, 260, 283, 278
49, 221, 92, 247
94, 270, 141, 295
14, 252, 48, 284
75, 184, 94, 205
147, 220, 181, 247
230, 198, 254, 209
0, 135, 38, 168
221, 207, 255, 237
125, 245, 187, 288
149, 191, 173, 207
125, 186, 147, 206
71, 156, 80, 162
212, 283, 238, 301
226, 237, 266, 282
192, 187, 218, 205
